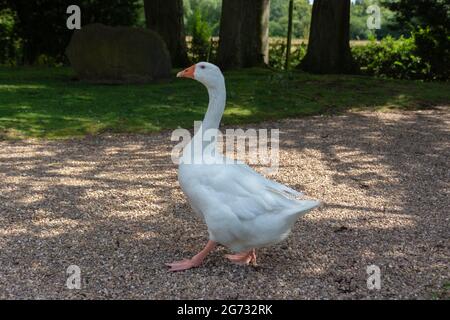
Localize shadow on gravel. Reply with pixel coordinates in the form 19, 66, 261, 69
0, 109, 448, 299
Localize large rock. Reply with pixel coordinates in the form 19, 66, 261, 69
66, 24, 171, 83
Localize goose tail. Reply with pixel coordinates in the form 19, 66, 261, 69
265, 184, 304, 200
290, 199, 322, 217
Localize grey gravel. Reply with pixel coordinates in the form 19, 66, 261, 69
0, 108, 449, 300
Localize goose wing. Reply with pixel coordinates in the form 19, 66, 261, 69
200, 162, 315, 222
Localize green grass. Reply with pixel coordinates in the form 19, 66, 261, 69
0, 67, 449, 139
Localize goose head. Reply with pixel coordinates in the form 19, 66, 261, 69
177, 62, 224, 90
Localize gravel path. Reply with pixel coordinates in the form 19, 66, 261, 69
0, 109, 449, 300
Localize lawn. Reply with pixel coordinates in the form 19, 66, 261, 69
0, 66, 449, 139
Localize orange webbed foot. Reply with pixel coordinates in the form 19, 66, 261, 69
166, 258, 202, 272
166, 240, 217, 272
225, 249, 257, 266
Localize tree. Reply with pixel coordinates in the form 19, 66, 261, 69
284, 0, 294, 70
269, 0, 311, 39
184, 0, 222, 36
0, 5, 19, 65
299, 0, 357, 74
350, 0, 403, 40
2, 0, 141, 65
385, 0, 449, 80
217, 0, 270, 70
144, 0, 189, 67
190, 10, 211, 62
385, 0, 449, 32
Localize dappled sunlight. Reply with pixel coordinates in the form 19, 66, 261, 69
224, 106, 254, 117
133, 231, 159, 240
0, 84, 48, 91
46, 162, 97, 176
0, 227, 28, 238
0, 108, 448, 299
0, 0, 448, 299
1, 67, 448, 139
0, 147, 56, 159
32, 217, 87, 239
61, 93, 95, 101
336, 215, 416, 231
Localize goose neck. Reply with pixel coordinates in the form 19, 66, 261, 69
202, 84, 226, 132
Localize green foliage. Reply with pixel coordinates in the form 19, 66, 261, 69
0, 0, 142, 65
350, 0, 404, 40
384, 0, 449, 31
182, 0, 403, 40
188, 38, 307, 70
412, 26, 449, 80
269, 40, 307, 70
0, 8, 19, 65
269, 0, 311, 39
189, 10, 212, 62
184, 0, 221, 36
183, 0, 312, 38
352, 36, 434, 80
35, 54, 60, 67
1, 67, 449, 139
384, 0, 450, 80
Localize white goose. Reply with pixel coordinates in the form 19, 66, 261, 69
167, 62, 321, 271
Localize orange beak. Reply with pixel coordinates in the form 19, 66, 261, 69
177, 64, 196, 79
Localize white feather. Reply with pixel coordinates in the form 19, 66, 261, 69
178, 62, 321, 253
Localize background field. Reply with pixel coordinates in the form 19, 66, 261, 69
1, 67, 449, 139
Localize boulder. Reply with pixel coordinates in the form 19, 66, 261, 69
66, 23, 171, 83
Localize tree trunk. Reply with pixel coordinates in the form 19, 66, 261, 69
217, 0, 243, 69
144, 0, 189, 67
285, 0, 294, 70
299, 0, 358, 74
241, 0, 270, 67
217, 0, 270, 70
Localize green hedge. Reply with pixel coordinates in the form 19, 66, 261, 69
352, 30, 449, 81
0, 8, 21, 65
269, 39, 307, 70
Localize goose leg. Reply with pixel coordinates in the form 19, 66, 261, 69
166, 240, 217, 272
225, 249, 257, 266
250, 249, 257, 265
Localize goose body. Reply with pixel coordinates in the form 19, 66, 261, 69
179, 159, 319, 253
167, 62, 321, 271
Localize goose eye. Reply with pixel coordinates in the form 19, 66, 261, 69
200, 65, 206, 69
